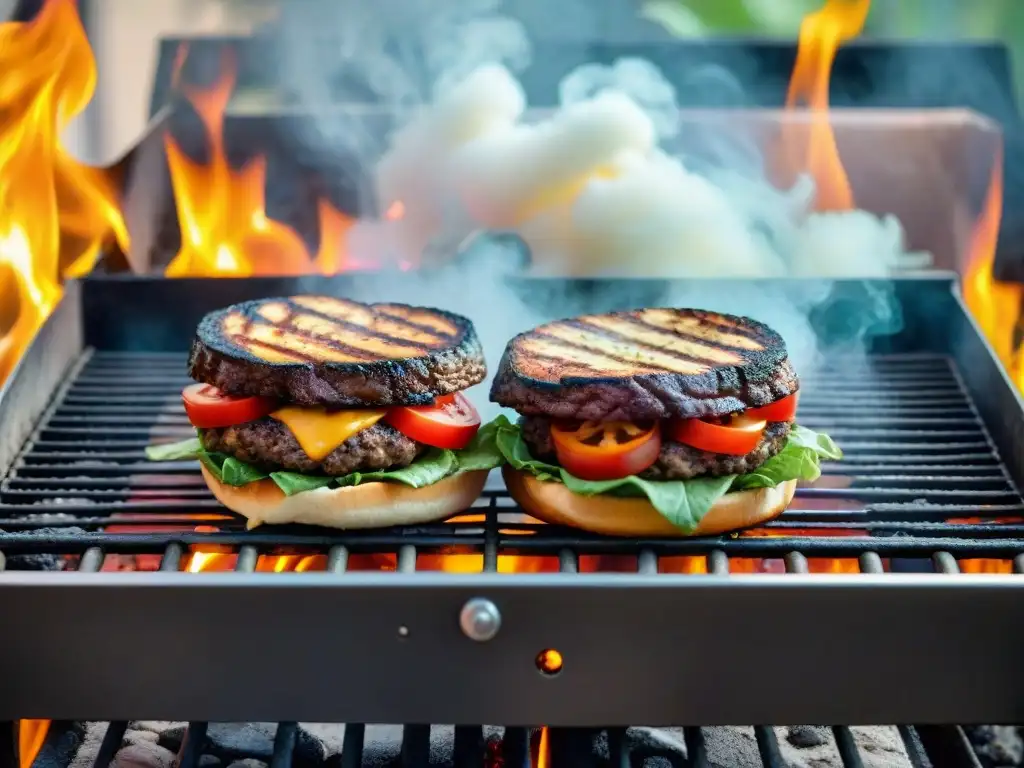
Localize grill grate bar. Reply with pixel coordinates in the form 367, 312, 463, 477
754, 726, 786, 767
339, 724, 365, 768
452, 725, 484, 768
401, 724, 430, 767
269, 722, 297, 768
684, 727, 710, 767
832, 727, 865, 768
178, 723, 208, 768
93, 722, 128, 768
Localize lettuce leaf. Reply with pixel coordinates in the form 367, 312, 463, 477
494, 418, 842, 533
145, 417, 506, 497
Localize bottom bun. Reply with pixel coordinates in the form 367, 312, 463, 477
201, 465, 489, 530
503, 466, 797, 537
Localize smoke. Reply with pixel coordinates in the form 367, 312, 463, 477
272, 0, 917, 406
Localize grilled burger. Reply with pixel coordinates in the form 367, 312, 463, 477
489, 308, 842, 537
147, 295, 504, 530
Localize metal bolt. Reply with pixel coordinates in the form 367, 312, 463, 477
459, 597, 501, 641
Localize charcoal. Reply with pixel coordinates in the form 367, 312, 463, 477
31, 721, 85, 768
787, 725, 829, 748
121, 730, 159, 747
0, 526, 87, 571
158, 724, 326, 768
967, 725, 1024, 767
111, 742, 177, 768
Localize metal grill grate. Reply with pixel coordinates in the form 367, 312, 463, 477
1, 349, 1022, 568
29, 720, 983, 768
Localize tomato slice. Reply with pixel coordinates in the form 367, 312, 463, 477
385, 392, 482, 450
669, 414, 767, 456
746, 391, 799, 422
550, 420, 661, 481
182, 383, 277, 429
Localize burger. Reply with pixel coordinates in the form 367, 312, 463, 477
146, 295, 503, 529
489, 307, 842, 537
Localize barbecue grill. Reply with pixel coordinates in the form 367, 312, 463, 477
1, 273, 1023, 768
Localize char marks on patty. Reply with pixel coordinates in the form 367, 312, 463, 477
519, 416, 791, 480
490, 308, 797, 421
201, 419, 424, 476
189, 296, 487, 407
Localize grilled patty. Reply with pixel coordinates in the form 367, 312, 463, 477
189, 296, 487, 408
519, 416, 791, 480
201, 419, 424, 476
490, 308, 798, 422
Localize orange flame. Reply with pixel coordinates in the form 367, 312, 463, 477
961, 144, 1022, 389
162, 45, 354, 277
0, 0, 128, 385
781, 0, 871, 211
18, 720, 49, 768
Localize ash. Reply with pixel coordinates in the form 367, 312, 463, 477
63, 722, 918, 768
967, 726, 1024, 767
0, 526, 87, 571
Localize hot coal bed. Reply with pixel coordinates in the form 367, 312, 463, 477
2, 274, 1024, 768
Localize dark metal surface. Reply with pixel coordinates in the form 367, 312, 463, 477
0, 275, 1023, 729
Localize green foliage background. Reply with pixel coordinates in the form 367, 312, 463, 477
643, 0, 1024, 100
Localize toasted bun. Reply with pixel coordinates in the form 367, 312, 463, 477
200, 465, 489, 530
503, 466, 796, 537
189, 295, 486, 408
489, 307, 797, 422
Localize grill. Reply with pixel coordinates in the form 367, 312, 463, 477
1, 274, 1024, 768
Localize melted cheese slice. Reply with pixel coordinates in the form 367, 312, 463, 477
270, 407, 387, 462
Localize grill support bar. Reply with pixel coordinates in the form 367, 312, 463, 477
1, 572, 1023, 725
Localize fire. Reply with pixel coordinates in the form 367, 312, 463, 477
781, 0, 871, 210
961, 145, 1021, 388
162, 46, 355, 277
0, 0, 127, 386
18, 720, 48, 768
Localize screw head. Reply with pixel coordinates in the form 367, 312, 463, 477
459, 597, 502, 642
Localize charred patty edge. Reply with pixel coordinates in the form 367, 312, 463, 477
189, 301, 487, 407
200, 418, 426, 477
489, 308, 798, 421
518, 416, 792, 480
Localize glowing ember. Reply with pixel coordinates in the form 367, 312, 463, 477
19, 720, 49, 768
780, 0, 871, 211
0, 0, 127, 386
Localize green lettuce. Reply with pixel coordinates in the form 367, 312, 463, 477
494, 417, 842, 533
145, 417, 506, 497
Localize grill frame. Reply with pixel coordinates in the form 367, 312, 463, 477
1, 273, 1024, 727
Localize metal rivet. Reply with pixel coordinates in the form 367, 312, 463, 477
459, 597, 501, 642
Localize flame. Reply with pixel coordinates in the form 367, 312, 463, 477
534, 727, 550, 768
0, 0, 128, 385
163, 45, 354, 277
961, 145, 1022, 389
781, 0, 871, 210
19, 721, 49, 768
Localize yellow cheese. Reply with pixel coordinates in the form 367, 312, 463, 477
270, 407, 387, 462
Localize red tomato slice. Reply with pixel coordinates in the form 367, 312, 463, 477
669, 414, 766, 456
385, 392, 482, 450
550, 420, 661, 481
182, 383, 277, 429
746, 391, 799, 422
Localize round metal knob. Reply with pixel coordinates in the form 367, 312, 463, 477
459, 597, 501, 642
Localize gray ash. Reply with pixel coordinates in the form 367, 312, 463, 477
967, 726, 1024, 767
0, 526, 88, 571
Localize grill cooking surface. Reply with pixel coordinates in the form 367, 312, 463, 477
1, 349, 1022, 568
